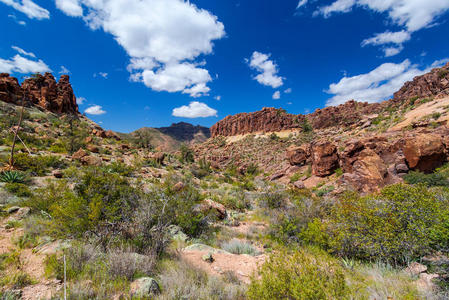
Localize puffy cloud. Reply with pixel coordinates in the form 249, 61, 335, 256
317, 0, 449, 32
76, 96, 86, 105
11, 46, 35, 57
297, 0, 308, 8
284, 88, 292, 94
55, 0, 83, 17
325, 59, 447, 106
56, 0, 225, 98
248, 51, 284, 88
8, 14, 27, 25
84, 105, 106, 115
0, 54, 50, 74
361, 30, 410, 57
0, 0, 49, 19
272, 91, 281, 99
214, 95, 221, 101
172, 101, 217, 118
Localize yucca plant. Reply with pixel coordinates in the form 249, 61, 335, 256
0, 170, 26, 183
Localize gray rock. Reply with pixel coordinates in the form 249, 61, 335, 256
184, 243, 230, 254
130, 277, 160, 296
293, 180, 305, 189
7, 206, 20, 214
167, 225, 188, 242
395, 163, 409, 173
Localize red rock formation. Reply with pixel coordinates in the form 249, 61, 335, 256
0, 73, 78, 114
286, 144, 310, 166
311, 141, 339, 177
403, 134, 447, 173
394, 62, 449, 101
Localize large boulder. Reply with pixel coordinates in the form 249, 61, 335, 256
194, 199, 227, 219
72, 148, 88, 160
311, 141, 339, 177
403, 134, 446, 173
286, 144, 310, 166
80, 155, 102, 166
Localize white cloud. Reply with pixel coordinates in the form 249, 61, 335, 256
59, 65, 70, 74
248, 51, 284, 88
284, 88, 292, 94
11, 46, 35, 57
272, 91, 281, 99
297, 0, 308, 8
317, 0, 449, 32
325, 58, 447, 106
0, 0, 49, 19
383, 45, 403, 57
362, 31, 411, 47
0, 54, 50, 74
93, 72, 108, 79
55, 0, 83, 17
172, 101, 217, 118
85, 105, 106, 115
56, 0, 225, 98
76, 96, 86, 105
8, 14, 27, 25
214, 95, 221, 101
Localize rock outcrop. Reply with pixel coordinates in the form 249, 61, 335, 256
311, 141, 339, 177
394, 62, 449, 102
0, 73, 78, 114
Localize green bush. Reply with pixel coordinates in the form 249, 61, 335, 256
306, 184, 449, 264
247, 247, 349, 300
404, 164, 449, 187
4, 183, 32, 197
11, 153, 66, 176
221, 239, 257, 256
179, 144, 195, 163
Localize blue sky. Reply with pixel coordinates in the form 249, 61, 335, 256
1, 0, 449, 132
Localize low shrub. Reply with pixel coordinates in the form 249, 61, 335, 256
221, 239, 257, 256
0, 171, 26, 183
4, 183, 32, 197
10, 153, 66, 176
304, 184, 449, 264
404, 164, 449, 187
247, 247, 349, 300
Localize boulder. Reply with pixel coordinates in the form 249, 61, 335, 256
292, 180, 305, 189
311, 141, 339, 177
129, 277, 160, 296
286, 144, 310, 166
80, 155, 102, 166
404, 262, 427, 276
173, 181, 185, 191
194, 199, 227, 219
72, 148, 88, 160
105, 130, 120, 140
403, 134, 446, 173
86, 144, 100, 153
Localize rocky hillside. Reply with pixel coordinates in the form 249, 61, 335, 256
0, 73, 78, 114
211, 62, 449, 138
200, 62, 449, 194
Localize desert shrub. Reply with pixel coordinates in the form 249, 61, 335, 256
10, 153, 66, 176
0, 171, 26, 183
4, 183, 32, 197
245, 163, 259, 176
258, 190, 287, 209
101, 161, 134, 177
191, 157, 211, 178
179, 144, 194, 163
269, 133, 279, 141
307, 184, 449, 264
247, 247, 349, 300
106, 247, 155, 280
221, 239, 257, 256
404, 171, 448, 187
439, 69, 449, 79
157, 259, 246, 300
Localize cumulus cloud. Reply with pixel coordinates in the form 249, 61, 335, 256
325, 58, 447, 106
0, 53, 50, 74
11, 46, 35, 57
84, 105, 106, 115
0, 0, 49, 19
59, 65, 70, 74
297, 0, 308, 8
284, 88, 292, 94
8, 14, 27, 25
214, 95, 221, 101
55, 0, 83, 17
272, 91, 281, 99
172, 101, 217, 118
315, 0, 449, 56
248, 51, 284, 88
55, 0, 225, 98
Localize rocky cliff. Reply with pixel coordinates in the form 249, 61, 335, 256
0, 72, 79, 114
211, 62, 449, 138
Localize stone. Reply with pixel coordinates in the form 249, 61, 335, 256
15, 207, 30, 220
202, 252, 214, 263
86, 144, 100, 153
173, 181, 185, 191
395, 163, 409, 173
311, 141, 339, 177
52, 170, 64, 178
105, 130, 120, 140
72, 148, 88, 160
404, 262, 427, 276
7, 206, 20, 214
286, 144, 309, 166
80, 155, 102, 166
194, 199, 227, 219
129, 277, 160, 296
167, 225, 188, 242
403, 134, 446, 173
292, 180, 305, 189
269, 172, 285, 181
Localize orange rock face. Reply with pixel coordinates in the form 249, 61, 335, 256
403, 134, 446, 173
311, 141, 339, 177
0, 73, 78, 114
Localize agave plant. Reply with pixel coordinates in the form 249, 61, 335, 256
0, 170, 26, 183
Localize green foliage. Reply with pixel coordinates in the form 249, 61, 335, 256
191, 157, 211, 178
60, 116, 89, 155
269, 133, 279, 141
404, 165, 449, 187
0, 171, 26, 183
308, 184, 449, 264
221, 239, 257, 256
299, 118, 313, 133
10, 153, 66, 176
245, 163, 259, 176
258, 191, 287, 209
101, 161, 134, 177
247, 247, 350, 300
179, 143, 195, 163
438, 69, 449, 79
4, 183, 32, 197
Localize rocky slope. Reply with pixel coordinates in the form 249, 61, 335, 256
201, 62, 449, 194
0, 73, 78, 114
